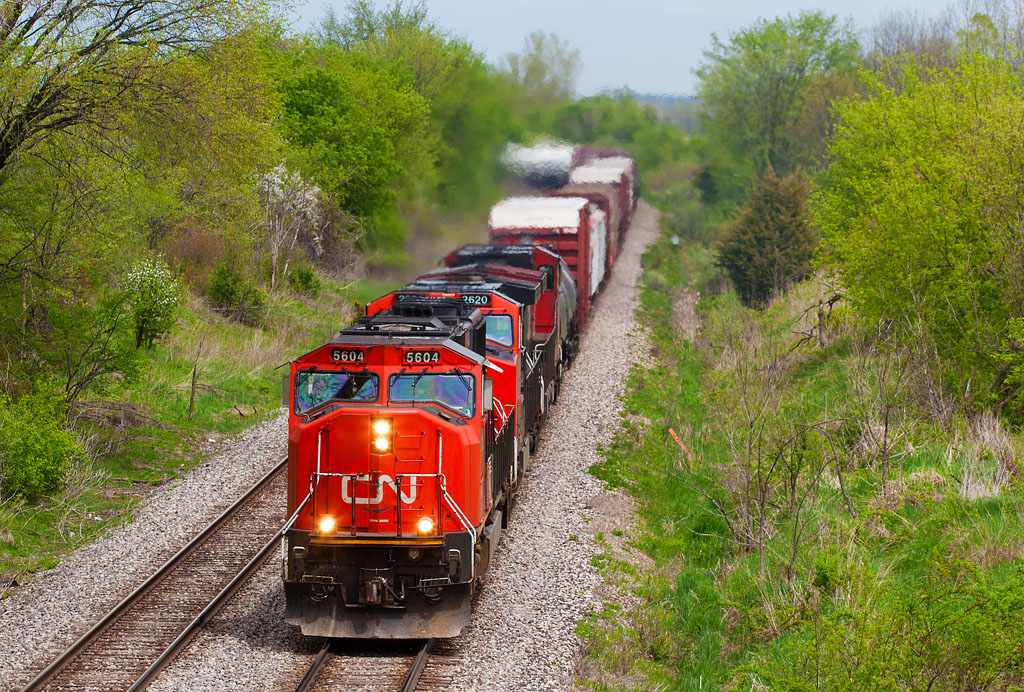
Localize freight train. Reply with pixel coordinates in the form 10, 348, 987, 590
280, 147, 637, 638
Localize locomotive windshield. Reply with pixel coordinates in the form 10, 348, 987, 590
484, 314, 513, 347
388, 372, 475, 417
294, 370, 378, 414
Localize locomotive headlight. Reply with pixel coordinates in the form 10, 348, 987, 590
370, 418, 392, 453
416, 516, 435, 535
318, 515, 336, 534
407, 547, 423, 561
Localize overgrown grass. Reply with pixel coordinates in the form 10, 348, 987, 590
0, 277, 360, 585
580, 203, 1024, 690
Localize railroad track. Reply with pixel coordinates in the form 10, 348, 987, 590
18, 458, 288, 692
292, 638, 437, 692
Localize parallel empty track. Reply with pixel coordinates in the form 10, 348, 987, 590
20, 459, 288, 692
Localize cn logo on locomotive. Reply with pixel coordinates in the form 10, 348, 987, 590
341, 474, 418, 505
330, 348, 365, 363
403, 350, 441, 364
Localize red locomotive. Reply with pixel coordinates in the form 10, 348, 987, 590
282, 149, 636, 639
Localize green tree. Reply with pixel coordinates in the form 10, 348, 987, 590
545, 93, 688, 172
28, 292, 141, 406
716, 168, 817, 307
547, 93, 655, 145
0, 24, 282, 394
696, 11, 860, 179
320, 1, 455, 100
0, 0, 275, 187
815, 51, 1024, 410
501, 31, 581, 106
277, 41, 429, 245
317, 1, 520, 211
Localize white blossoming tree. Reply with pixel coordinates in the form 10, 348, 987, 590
123, 257, 182, 349
258, 165, 327, 291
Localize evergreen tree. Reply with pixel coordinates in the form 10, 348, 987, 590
716, 168, 817, 306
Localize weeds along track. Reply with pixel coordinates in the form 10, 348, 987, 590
291, 638, 445, 692
18, 459, 288, 692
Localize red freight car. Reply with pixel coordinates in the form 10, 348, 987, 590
569, 164, 631, 249
572, 147, 639, 213
550, 184, 618, 275
488, 197, 606, 334
590, 156, 639, 213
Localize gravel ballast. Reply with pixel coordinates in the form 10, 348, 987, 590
0, 417, 287, 692
442, 201, 658, 691
2, 201, 658, 692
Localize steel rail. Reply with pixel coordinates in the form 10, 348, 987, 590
292, 643, 333, 692
19, 457, 288, 692
291, 638, 433, 692
126, 520, 287, 691
401, 639, 435, 692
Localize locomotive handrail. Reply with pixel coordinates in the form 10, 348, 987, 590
492, 395, 509, 429
284, 475, 317, 536
315, 428, 325, 477
437, 430, 477, 570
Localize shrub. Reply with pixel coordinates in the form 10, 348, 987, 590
0, 390, 86, 500
162, 223, 225, 293
208, 249, 241, 308
31, 293, 140, 405
287, 266, 321, 297
715, 167, 818, 307
757, 558, 1024, 691
123, 256, 181, 349
208, 250, 267, 326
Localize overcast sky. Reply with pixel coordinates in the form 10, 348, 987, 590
289, 0, 962, 96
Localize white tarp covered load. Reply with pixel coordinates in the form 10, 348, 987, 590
569, 165, 623, 185
488, 196, 588, 231
587, 157, 635, 209
501, 140, 577, 188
